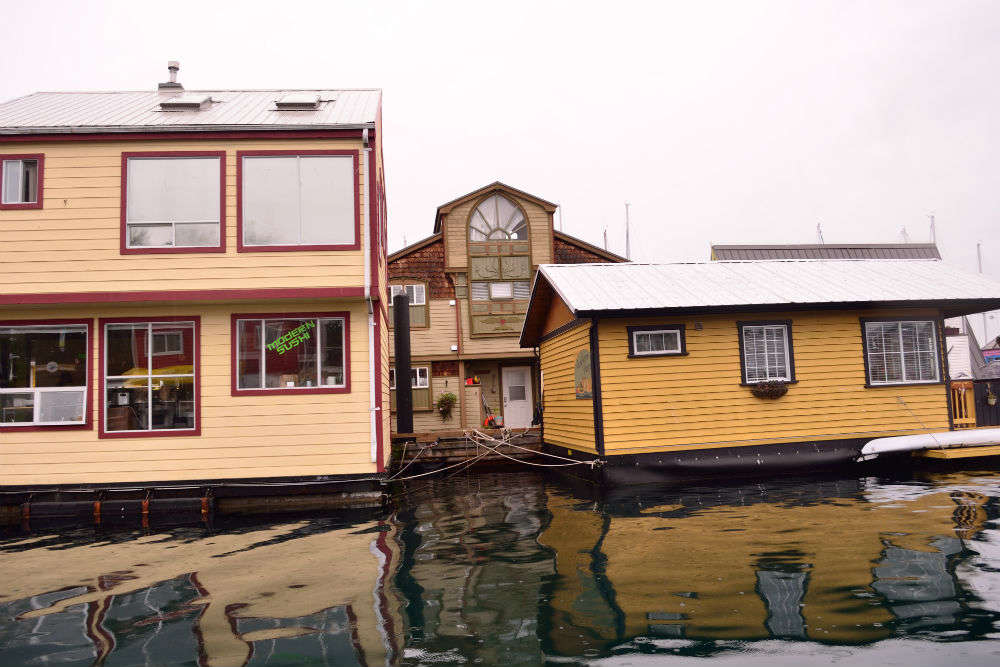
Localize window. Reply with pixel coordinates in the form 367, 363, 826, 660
738, 321, 795, 383
122, 153, 224, 252
389, 366, 429, 389
490, 282, 513, 300
388, 282, 429, 328
863, 319, 940, 385
0, 154, 43, 210
390, 284, 426, 306
468, 194, 527, 241
471, 281, 531, 301
102, 319, 198, 436
627, 325, 686, 357
233, 312, 348, 394
239, 151, 358, 251
1, 322, 89, 428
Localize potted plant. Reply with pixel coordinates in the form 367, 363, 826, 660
436, 392, 458, 421
749, 380, 789, 399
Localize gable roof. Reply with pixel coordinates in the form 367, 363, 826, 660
387, 233, 442, 263
521, 259, 1000, 347
0, 89, 380, 135
433, 182, 558, 233
711, 243, 941, 261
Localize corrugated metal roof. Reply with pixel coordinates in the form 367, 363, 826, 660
538, 259, 1000, 314
0, 89, 380, 134
712, 243, 941, 260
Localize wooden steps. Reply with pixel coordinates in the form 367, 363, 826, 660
391, 429, 543, 467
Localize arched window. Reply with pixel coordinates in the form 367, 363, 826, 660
468, 195, 527, 241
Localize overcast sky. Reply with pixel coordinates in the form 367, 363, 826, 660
2, 0, 998, 341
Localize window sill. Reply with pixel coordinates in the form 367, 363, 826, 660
1, 422, 91, 432
740, 379, 798, 386
0, 201, 43, 210
627, 351, 688, 359
232, 386, 350, 397
864, 380, 944, 388
237, 242, 361, 253
121, 246, 225, 255
100, 427, 200, 439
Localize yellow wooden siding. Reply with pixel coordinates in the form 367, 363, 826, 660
388, 299, 457, 358
0, 300, 378, 485
0, 138, 370, 295
540, 322, 596, 452
598, 310, 951, 454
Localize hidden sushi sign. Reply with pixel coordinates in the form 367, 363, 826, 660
267, 321, 315, 355
575, 349, 593, 399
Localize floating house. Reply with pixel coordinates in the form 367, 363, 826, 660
387, 182, 623, 434
520, 259, 1000, 481
0, 64, 391, 495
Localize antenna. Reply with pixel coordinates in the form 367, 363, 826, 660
558, 206, 563, 232
979, 241, 987, 345
816, 222, 825, 244
603, 227, 608, 251
929, 214, 936, 243
900, 226, 910, 243
624, 202, 631, 261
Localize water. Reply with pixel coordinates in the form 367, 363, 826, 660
3, 467, 1000, 666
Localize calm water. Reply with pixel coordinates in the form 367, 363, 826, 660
3, 467, 1000, 666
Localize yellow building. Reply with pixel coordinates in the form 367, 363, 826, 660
520, 260, 1000, 480
0, 65, 391, 492
387, 182, 623, 434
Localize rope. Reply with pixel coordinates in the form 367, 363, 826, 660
896, 396, 945, 448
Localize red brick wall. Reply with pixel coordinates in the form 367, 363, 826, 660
553, 236, 616, 264
388, 238, 453, 298
432, 360, 459, 376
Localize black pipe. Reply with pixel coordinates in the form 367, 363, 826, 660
393, 293, 414, 434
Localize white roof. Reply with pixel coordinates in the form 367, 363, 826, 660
0, 89, 380, 134
537, 259, 1000, 313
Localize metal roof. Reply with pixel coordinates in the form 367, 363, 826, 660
712, 243, 941, 261
0, 89, 381, 134
520, 259, 1000, 346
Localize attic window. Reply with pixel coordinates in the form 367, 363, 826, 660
159, 94, 212, 111
275, 94, 321, 110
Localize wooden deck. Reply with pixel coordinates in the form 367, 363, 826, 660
391, 428, 543, 467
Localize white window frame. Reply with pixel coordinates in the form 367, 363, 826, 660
390, 284, 426, 306
152, 331, 184, 356
235, 316, 347, 391
489, 282, 513, 300
124, 156, 222, 249
103, 321, 197, 433
1, 158, 39, 205
631, 328, 683, 356
740, 323, 792, 383
390, 366, 429, 389
864, 320, 940, 385
0, 324, 88, 427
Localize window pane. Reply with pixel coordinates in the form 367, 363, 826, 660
242, 157, 301, 245
513, 281, 531, 299
319, 319, 345, 387
471, 282, 490, 300
264, 319, 317, 388
883, 323, 901, 352
299, 156, 355, 245
237, 320, 262, 389
915, 321, 935, 351
2, 160, 21, 204
106, 324, 148, 376
1, 393, 34, 423
636, 333, 650, 353
174, 223, 220, 247
21, 160, 38, 203
490, 282, 513, 299
868, 354, 887, 383
38, 390, 86, 423
0, 327, 87, 389
128, 224, 173, 247
150, 324, 194, 375
105, 378, 148, 432
127, 157, 220, 223
151, 377, 195, 430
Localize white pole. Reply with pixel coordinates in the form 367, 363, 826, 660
979, 241, 987, 346
929, 214, 936, 243
625, 202, 631, 261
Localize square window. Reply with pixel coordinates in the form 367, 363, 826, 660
490, 282, 513, 299
863, 319, 939, 385
239, 152, 358, 250
739, 322, 793, 383
0, 155, 43, 209
390, 367, 429, 389
628, 325, 686, 357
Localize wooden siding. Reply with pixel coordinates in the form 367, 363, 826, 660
388, 299, 457, 358
0, 300, 377, 485
542, 294, 576, 336
539, 321, 596, 452
458, 300, 531, 358
0, 137, 369, 296
597, 309, 951, 454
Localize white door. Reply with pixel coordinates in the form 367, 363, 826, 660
501, 366, 533, 428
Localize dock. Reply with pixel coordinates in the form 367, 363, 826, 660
391, 428, 543, 469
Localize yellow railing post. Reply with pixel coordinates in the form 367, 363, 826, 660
951, 381, 977, 429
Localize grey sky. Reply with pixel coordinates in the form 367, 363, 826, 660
2, 0, 998, 341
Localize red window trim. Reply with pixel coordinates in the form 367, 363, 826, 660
0, 153, 44, 210
120, 151, 227, 255
236, 150, 361, 253
230, 311, 352, 396
98, 315, 201, 439
0, 318, 93, 431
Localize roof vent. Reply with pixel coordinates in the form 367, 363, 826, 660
158, 61, 183, 91
275, 93, 321, 110
159, 93, 212, 111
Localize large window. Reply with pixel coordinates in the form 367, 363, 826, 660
863, 319, 940, 385
239, 151, 358, 251
468, 194, 527, 241
627, 325, 686, 357
1, 322, 89, 428
233, 313, 348, 394
122, 153, 224, 252
102, 319, 198, 436
738, 321, 795, 383
1, 154, 43, 210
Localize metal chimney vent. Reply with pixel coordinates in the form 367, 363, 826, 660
159, 93, 212, 111
275, 93, 321, 110
158, 61, 183, 91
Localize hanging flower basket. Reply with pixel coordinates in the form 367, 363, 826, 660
749, 380, 789, 399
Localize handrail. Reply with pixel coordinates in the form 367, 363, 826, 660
950, 380, 977, 429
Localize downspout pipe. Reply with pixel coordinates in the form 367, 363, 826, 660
858, 428, 1000, 461
363, 128, 377, 464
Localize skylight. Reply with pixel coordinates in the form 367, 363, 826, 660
159, 94, 212, 111
275, 93, 321, 110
